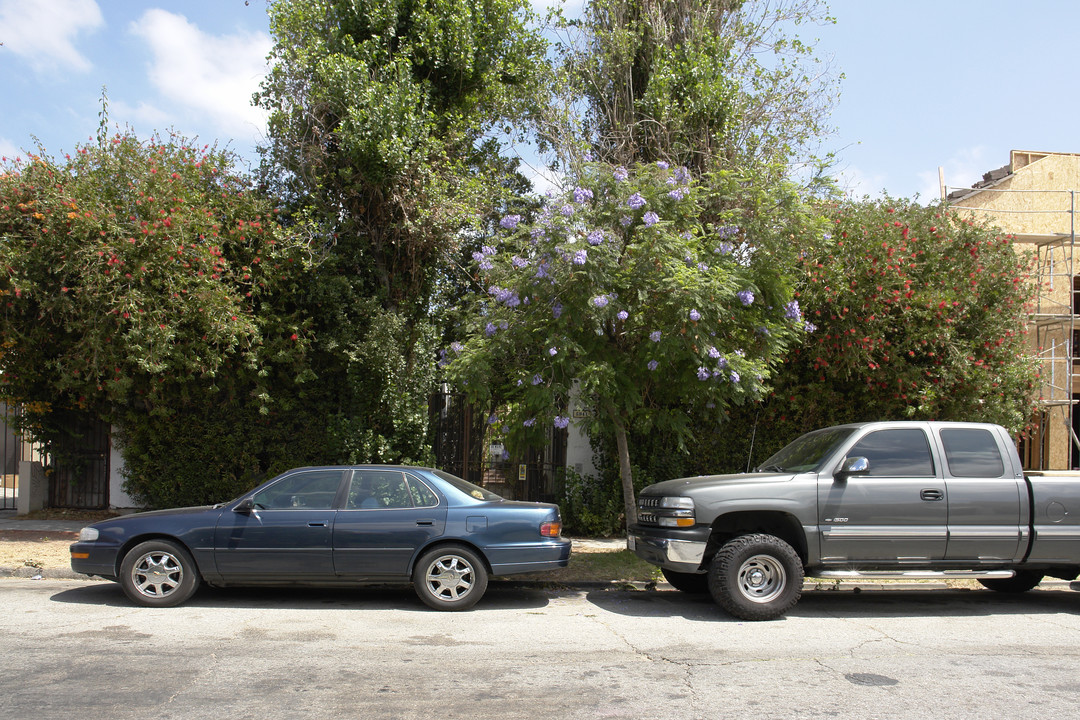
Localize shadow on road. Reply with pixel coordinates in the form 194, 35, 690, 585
585, 586, 1080, 621
48, 580, 554, 612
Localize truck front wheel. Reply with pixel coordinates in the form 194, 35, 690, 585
709, 533, 803, 621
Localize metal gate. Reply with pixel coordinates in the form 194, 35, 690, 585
47, 412, 111, 509
428, 390, 567, 503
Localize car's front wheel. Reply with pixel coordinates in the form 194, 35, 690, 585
412, 545, 489, 611
709, 533, 803, 621
119, 539, 201, 607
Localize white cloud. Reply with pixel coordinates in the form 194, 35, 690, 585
920, 146, 994, 202
0, 0, 103, 73
832, 164, 889, 200
0, 136, 21, 162
128, 9, 271, 143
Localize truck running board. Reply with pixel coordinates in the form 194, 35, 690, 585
815, 570, 1015, 580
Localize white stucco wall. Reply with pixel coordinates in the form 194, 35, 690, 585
108, 427, 137, 509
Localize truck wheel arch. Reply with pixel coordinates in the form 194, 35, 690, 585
705, 511, 807, 566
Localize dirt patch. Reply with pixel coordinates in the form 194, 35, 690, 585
0, 538, 74, 570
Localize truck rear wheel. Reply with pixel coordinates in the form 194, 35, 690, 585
709, 533, 803, 621
979, 570, 1043, 593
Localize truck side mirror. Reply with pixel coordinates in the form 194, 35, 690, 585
835, 456, 869, 482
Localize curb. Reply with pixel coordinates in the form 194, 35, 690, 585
0, 565, 90, 580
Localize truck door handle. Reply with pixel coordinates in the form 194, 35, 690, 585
920, 489, 944, 501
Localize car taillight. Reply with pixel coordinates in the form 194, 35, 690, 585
540, 521, 562, 537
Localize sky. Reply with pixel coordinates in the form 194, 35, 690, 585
2, 0, 1080, 201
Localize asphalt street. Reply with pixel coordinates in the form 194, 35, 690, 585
2, 578, 1079, 719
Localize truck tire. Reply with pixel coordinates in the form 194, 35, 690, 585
709, 533, 803, 621
979, 570, 1043, 593
661, 568, 709, 594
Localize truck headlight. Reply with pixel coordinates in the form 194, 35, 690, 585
657, 497, 695, 527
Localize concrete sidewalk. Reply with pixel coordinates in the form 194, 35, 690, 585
0, 509, 85, 536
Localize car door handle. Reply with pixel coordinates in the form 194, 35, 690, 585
416, 519, 434, 526
920, 489, 944, 501
308, 521, 328, 527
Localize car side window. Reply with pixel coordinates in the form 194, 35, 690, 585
847, 429, 935, 477
405, 474, 440, 508
348, 470, 414, 509
253, 470, 343, 509
940, 428, 1005, 478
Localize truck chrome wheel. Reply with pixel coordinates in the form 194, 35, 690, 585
736, 554, 786, 603
709, 533, 803, 621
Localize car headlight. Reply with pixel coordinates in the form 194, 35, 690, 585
657, 497, 695, 527
78, 527, 99, 542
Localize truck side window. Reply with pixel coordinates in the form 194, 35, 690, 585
848, 429, 934, 477
940, 428, 1005, 478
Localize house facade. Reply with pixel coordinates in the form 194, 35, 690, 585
947, 150, 1080, 469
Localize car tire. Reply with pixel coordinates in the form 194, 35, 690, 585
979, 570, 1044, 593
709, 533, 803, 621
661, 568, 710, 594
119, 539, 201, 608
412, 545, 489, 611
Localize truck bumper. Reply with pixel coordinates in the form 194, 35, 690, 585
627, 527, 709, 572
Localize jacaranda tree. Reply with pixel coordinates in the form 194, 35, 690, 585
446, 160, 822, 524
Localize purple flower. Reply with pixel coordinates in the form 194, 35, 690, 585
620, 215, 633, 227
689, 309, 701, 322
805, 321, 818, 333
587, 229, 605, 245
532, 374, 543, 385
554, 415, 570, 429
730, 371, 741, 383
657, 161, 669, 169
708, 346, 720, 359
717, 242, 733, 255
614, 166, 628, 182
535, 262, 550, 279
617, 310, 628, 321
500, 214, 521, 229
649, 331, 661, 342
717, 356, 728, 369
698, 263, 709, 272
485, 322, 497, 337
668, 187, 688, 200
592, 295, 609, 308
450, 342, 464, 353
572, 249, 587, 265
552, 302, 563, 319
549, 347, 558, 356
524, 418, 535, 427
643, 211, 659, 226
697, 367, 710, 381
573, 187, 594, 204
488, 414, 498, 425
674, 166, 690, 184
512, 255, 528, 269
648, 360, 659, 371
784, 300, 802, 320
717, 225, 739, 239
737, 289, 755, 306
627, 193, 646, 210
559, 204, 574, 217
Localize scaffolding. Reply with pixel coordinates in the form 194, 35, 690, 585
949, 187, 1077, 469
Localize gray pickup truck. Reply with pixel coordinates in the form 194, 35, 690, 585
627, 420, 1080, 620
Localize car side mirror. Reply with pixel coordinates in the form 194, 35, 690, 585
234, 497, 255, 514
835, 456, 869, 482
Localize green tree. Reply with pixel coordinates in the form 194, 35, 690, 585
446, 160, 821, 525
545, 0, 840, 176
255, 0, 548, 463
706, 197, 1039, 469
0, 131, 316, 503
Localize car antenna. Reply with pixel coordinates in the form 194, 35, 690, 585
745, 407, 761, 473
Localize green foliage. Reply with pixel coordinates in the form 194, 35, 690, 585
0, 132, 312, 447
702, 197, 1040, 469
559, 466, 624, 536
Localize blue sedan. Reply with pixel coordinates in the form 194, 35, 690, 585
70, 465, 571, 610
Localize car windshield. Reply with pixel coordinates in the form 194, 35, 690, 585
756, 427, 856, 473
431, 469, 504, 502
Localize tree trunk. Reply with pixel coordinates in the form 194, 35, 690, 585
610, 411, 637, 528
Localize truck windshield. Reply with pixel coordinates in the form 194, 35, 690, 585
756, 427, 856, 473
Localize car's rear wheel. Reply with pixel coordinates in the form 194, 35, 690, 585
412, 545, 489, 611
662, 568, 710, 594
709, 533, 803, 621
979, 570, 1044, 593
119, 539, 201, 607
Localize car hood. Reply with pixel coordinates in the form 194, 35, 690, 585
642, 471, 799, 497
94, 505, 217, 526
